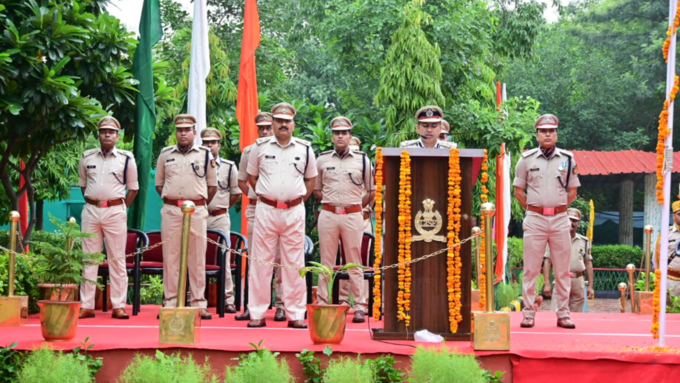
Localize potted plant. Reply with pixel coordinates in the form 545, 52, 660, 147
299, 261, 365, 344
32, 214, 103, 341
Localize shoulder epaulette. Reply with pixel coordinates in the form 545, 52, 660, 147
575, 233, 589, 243
255, 137, 272, 145
82, 148, 98, 157
293, 137, 311, 147
522, 148, 539, 158
439, 141, 456, 149
351, 149, 366, 155
400, 139, 418, 148
117, 149, 134, 158
558, 148, 573, 157
243, 145, 254, 154
198, 145, 210, 152
223, 159, 236, 166
161, 146, 174, 153
319, 150, 334, 156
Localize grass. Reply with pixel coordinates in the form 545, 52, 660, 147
323, 356, 376, 383
409, 347, 485, 383
18, 347, 92, 383
118, 351, 217, 383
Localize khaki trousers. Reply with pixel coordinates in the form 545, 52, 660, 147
317, 210, 367, 312
550, 276, 585, 313
248, 203, 306, 320
522, 212, 571, 319
161, 204, 208, 308
246, 204, 283, 309
81, 204, 128, 310
668, 279, 680, 296
207, 213, 235, 305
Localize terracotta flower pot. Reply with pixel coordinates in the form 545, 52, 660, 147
307, 304, 349, 344
38, 300, 80, 341
38, 283, 78, 301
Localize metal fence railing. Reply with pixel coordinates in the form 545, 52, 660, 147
511, 268, 641, 292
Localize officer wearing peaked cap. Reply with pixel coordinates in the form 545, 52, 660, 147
201, 127, 242, 314
246, 102, 318, 329
514, 113, 580, 329
155, 114, 217, 319
314, 116, 375, 323
78, 116, 138, 320
400, 106, 457, 149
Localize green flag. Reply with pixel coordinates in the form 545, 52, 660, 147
128, 0, 162, 230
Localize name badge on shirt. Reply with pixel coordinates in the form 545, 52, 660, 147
326, 167, 335, 170
265, 155, 276, 159
166, 158, 175, 163
529, 167, 539, 172
86, 165, 96, 169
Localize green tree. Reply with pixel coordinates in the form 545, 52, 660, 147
375, 0, 445, 146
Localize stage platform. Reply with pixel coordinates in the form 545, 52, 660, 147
4, 307, 680, 382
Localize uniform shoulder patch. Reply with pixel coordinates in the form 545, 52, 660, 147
319, 150, 334, 156
82, 148, 98, 157
575, 233, 589, 243
293, 137, 311, 147
522, 148, 539, 158
199, 145, 211, 152
351, 149, 366, 155
223, 159, 236, 166
439, 141, 456, 149
117, 149, 134, 158
243, 145, 253, 154
558, 149, 573, 157
255, 137, 272, 145
161, 145, 174, 153
400, 139, 417, 148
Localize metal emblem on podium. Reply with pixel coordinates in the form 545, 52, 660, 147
412, 199, 446, 243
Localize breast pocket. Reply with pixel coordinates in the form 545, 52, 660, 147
347, 167, 365, 187
555, 170, 568, 196
262, 158, 278, 175
109, 160, 126, 185
165, 161, 181, 178
289, 157, 305, 177
527, 172, 543, 188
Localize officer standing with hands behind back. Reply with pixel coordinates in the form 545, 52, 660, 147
513, 114, 580, 329
155, 114, 217, 320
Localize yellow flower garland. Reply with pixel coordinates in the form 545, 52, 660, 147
663, 3, 680, 63
652, 238, 661, 339
656, 75, 679, 205
478, 150, 489, 309
372, 148, 384, 321
447, 148, 463, 332
397, 151, 412, 326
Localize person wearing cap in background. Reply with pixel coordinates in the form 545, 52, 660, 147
658, 199, 680, 296
155, 114, 217, 320
235, 112, 287, 322
349, 136, 374, 234
314, 117, 375, 323
513, 113, 580, 329
438, 119, 458, 148
246, 102, 318, 328
542, 208, 593, 313
400, 106, 456, 149
78, 116, 139, 320
201, 127, 242, 314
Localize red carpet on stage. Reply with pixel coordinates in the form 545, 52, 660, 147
3, 307, 680, 382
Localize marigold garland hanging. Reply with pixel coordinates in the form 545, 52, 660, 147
372, 148, 384, 321
447, 148, 463, 333
652, 238, 662, 339
396, 151, 412, 326
663, 3, 680, 62
478, 149, 489, 309
655, 75, 679, 205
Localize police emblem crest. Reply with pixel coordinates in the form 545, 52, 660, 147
412, 199, 446, 243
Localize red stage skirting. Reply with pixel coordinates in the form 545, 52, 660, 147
3, 307, 680, 382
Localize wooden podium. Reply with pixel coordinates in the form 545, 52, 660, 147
372, 148, 484, 341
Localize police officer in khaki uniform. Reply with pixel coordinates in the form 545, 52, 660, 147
400, 106, 456, 149
514, 114, 580, 329
201, 127, 242, 313
246, 102, 318, 328
156, 114, 217, 319
659, 200, 680, 296
543, 208, 594, 312
78, 116, 139, 319
349, 136, 373, 234
314, 117, 375, 323
235, 112, 287, 321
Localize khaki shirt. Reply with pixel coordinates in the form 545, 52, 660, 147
545, 233, 591, 273
247, 137, 318, 201
666, 225, 680, 271
155, 145, 217, 199
79, 147, 139, 201
207, 157, 242, 211
315, 149, 374, 205
400, 139, 456, 149
238, 145, 257, 200
513, 147, 581, 208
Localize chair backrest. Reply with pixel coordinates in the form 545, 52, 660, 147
125, 228, 149, 257
143, 231, 164, 263
205, 230, 230, 266
338, 232, 375, 267
229, 232, 247, 264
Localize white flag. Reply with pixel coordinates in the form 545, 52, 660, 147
188, 0, 210, 144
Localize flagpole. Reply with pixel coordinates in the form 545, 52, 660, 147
188, 0, 210, 144
659, 0, 677, 347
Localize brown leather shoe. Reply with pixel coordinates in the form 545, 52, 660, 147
79, 309, 95, 319
200, 308, 212, 320
352, 310, 366, 323
557, 317, 576, 329
247, 319, 266, 328
225, 304, 237, 314
111, 308, 129, 320
235, 310, 250, 321
287, 320, 308, 329
520, 318, 534, 328
274, 307, 286, 322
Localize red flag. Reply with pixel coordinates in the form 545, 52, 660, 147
236, 0, 260, 266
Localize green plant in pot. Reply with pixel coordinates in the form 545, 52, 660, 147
32, 214, 103, 341
299, 261, 365, 344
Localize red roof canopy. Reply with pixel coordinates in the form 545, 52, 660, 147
573, 150, 680, 176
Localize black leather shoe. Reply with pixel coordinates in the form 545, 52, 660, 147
200, 308, 212, 320
225, 304, 237, 314
247, 319, 266, 328
287, 320, 308, 329
274, 307, 286, 322
235, 310, 250, 321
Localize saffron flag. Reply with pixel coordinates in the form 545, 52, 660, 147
236, 0, 261, 239
128, 0, 162, 230
188, 0, 210, 143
